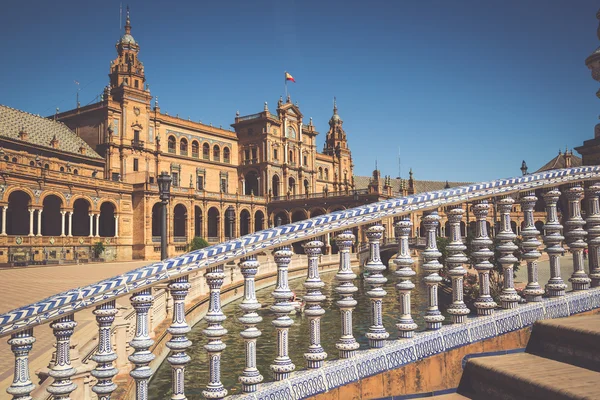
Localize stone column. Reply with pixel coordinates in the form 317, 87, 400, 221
167, 276, 192, 400
114, 214, 119, 238
68, 212, 73, 237
393, 217, 418, 338
521, 191, 544, 302
422, 210, 444, 330
47, 315, 78, 399
543, 188, 567, 297
496, 196, 520, 309
472, 201, 497, 315
91, 300, 118, 400
586, 183, 600, 287
446, 206, 469, 323
302, 240, 327, 369
1, 205, 7, 236
565, 184, 591, 291
60, 211, 66, 237
7, 328, 36, 399
95, 214, 100, 237
364, 224, 389, 348
129, 289, 155, 400
238, 257, 263, 393
89, 214, 94, 237
36, 209, 42, 236
28, 208, 34, 236
203, 265, 227, 399
334, 230, 359, 358
270, 246, 295, 380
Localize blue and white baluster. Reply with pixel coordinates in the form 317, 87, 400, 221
393, 218, 418, 338
365, 224, 389, 347
334, 230, 360, 358
270, 246, 295, 380
203, 265, 228, 399
47, 315, 77, 399
446, 206, 469, 323
521, 191, 544, 302
238, 256, 263, 393
91, 300, 118, 400
129, 289, 155, 400
6, 328, 36, 400
496, 196, 520, 309
302, 240, 327, 369
543, 189, 567, 297
167, 276, 192, 400
422, 211, 445, 330
472, 201, 497, 315
566, 184, 591, 291
586, 183, 600, 287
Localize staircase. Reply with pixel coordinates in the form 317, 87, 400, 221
432, 314, 600, 400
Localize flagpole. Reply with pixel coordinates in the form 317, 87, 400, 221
284, 71, 288, 100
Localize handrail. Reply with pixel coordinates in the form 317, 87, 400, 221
1, 166, 598, 335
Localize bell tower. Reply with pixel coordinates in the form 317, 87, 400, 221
108, 7, 150, 103
323, 98, 353, 190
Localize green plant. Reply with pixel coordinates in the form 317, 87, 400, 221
93, 241, 105, 258
188, 236, 209, 251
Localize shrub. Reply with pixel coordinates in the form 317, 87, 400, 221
189, 236, 209, 251
93, 241, 105, 258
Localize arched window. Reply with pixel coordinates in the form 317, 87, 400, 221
60, 166, 65, 172
318, 167, 323, 179
223, 147, 230, 163
180, 138, 188, 156
289, 150, 293, 163
44, 164, 49, 169
73, 169, 78, 175
29, 161, 35, 167
203, 143, 210, 160
324, 168, 329, 180
168, 136, 176, 154
213, 145, 220, 162
192, 141, 199, 158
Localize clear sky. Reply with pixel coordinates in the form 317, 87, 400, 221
1, 0, 599, 182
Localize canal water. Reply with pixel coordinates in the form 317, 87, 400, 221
149, 265, 446, 398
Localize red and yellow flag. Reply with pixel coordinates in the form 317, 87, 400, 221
285, 72, 296, 83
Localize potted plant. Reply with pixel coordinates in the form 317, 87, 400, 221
92, 241, 106, 262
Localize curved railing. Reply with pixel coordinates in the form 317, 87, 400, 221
3, 166, 600, 400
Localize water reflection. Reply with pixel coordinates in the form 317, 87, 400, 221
149, 265, 444, 398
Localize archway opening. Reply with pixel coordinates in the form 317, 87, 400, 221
42, 195, 62, 236
272, 175, 280, 197
152, 203, 161, 237
173, 204, 187, 238
72, 198, 91, 236
254, 210, 264, 232
208, 207, 219, 240
291, 210, 308, 223
7, 191, 31, 236
244, 171, 259, 196
273, 211, 289, 226
240, 210, 250, 236
99, 202, 116, 237
288, 177, 296, 195
194, 206, 203, 238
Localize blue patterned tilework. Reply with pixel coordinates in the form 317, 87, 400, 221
2, 167, 600, 335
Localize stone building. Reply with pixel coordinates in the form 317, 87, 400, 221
48, 9, 353, 261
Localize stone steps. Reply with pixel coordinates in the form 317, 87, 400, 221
454, 314, 600, 400
525, 314, 600, 371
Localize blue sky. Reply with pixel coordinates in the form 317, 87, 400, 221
0, 0, 599, 182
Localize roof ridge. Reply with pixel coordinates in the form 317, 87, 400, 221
0, 104, 68, 128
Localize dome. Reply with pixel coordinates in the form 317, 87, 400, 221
120, 33, 136, 45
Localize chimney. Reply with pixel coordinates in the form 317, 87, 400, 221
50, 134, 59, 149
18, 127, 28, 141
565, 150, 572, 168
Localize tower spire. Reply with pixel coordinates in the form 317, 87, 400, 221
333, 96, 337, 114
125, 5, 131, 33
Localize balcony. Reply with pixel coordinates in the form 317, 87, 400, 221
131, 139, 145, 149
243, 159, 259, 165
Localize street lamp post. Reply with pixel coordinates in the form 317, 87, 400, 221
158, 172, 172, 260
226, 205, 236, 240
276, 216, 282, 227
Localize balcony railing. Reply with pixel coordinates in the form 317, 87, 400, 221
173, 236, 187, 243
2, 167, 600, 400
131, 139, 145, 149
271, 188, 370, 201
